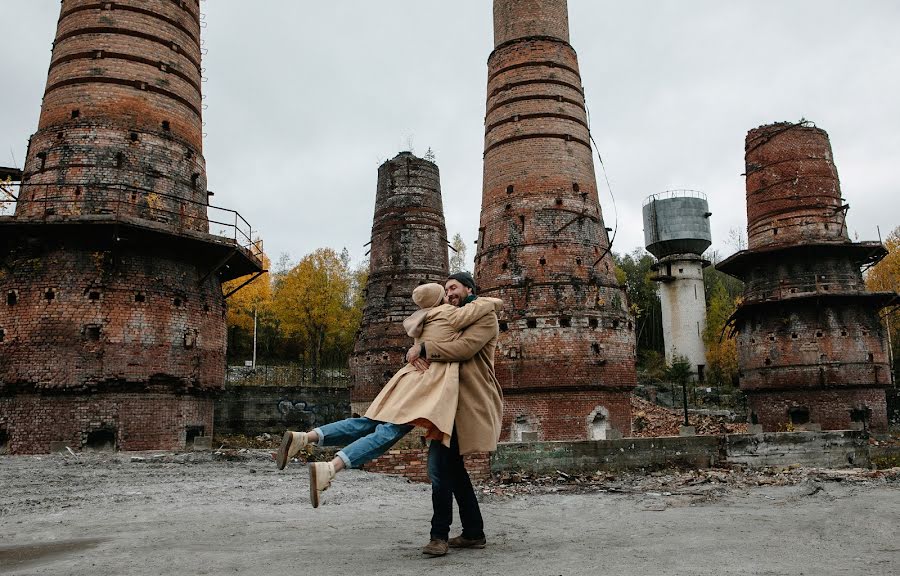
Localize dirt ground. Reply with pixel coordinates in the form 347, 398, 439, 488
1, 450, 898, 576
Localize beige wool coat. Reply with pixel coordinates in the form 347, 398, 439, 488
424, 300, 504, 455
365, 297, 502, 448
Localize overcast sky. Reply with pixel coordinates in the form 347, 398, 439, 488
2, 1, 898, 271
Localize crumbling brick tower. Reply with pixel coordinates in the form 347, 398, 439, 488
0, 0, 262, 454
718, 122, 895, 432
475, 0, 637, 441
349, 152, 449, 415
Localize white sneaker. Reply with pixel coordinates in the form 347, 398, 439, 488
275, 431, 309, 470
309, 462, 336, 508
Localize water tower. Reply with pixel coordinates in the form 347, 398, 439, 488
643, 190, 712, 380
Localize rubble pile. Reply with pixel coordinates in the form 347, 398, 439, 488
630, 396, 748, 437
484, 465, 900, 500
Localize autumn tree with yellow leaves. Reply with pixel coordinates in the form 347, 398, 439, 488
270, 248, 363, 378
865, 225, 900, 380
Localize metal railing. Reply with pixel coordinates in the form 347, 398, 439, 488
0, 182, 260, 258
643, 189, 707, 206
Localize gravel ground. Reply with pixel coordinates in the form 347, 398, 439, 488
1, 450, 898, 576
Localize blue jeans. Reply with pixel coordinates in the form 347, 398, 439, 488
428, 427, 484, 541
314, 417, 413, 469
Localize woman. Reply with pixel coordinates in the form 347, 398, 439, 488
276, 282, 501, 508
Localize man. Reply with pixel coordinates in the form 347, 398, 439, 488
406, 271, 503, 557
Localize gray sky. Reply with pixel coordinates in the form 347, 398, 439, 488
2, 1, 898, 271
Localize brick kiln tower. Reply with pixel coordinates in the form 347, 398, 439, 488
718, 122, 895, 432
349, 152, 449, 415
475, 0, 637, 441
0, 0, 262, 454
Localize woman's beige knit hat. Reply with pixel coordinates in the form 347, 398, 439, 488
411, 283, 445, 309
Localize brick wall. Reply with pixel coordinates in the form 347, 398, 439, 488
0, 244, 226, 390
502, 389, 632, 440
475, 0, 636, 440
350, 152, 449, 403
746, 389, 888, 432
363, 448, 492, 484
0, 392, 212, 454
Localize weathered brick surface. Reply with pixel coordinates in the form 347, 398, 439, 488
744, 124, 845, 249
719, 123, 895, 432
363, 448, 491, 484
0, 0, 256, 454
350, 153, 449, 403
0, 243, 225, 389
0, 392, 213, 454
502, 390, 632, 440
475, 0, 636, 440
745, 389, 888, 432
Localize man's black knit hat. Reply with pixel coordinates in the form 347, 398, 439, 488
447, 271, 477, 294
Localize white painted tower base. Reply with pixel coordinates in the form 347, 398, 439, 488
655, 253, 708, 381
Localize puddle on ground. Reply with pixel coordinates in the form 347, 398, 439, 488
0, 537, 107, 573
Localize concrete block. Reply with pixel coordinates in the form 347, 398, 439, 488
605, 429, 623, 440
679, 426, 696, 436
797, 423, 822, 432
193, 436, 212, 451
519, 431, 538, 442
747, 424, 764, 434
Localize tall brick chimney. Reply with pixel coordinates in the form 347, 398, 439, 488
718, 122, 895, 432
349, 152, 449, 415
0, 0, 262, 453
475, 0, 637, 441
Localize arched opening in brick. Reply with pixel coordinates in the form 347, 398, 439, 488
7, 291, 17, 306
588, 318, 598, 329
587, 406, 611, 440
84, 325, 101, 341
71, 109, 80, 119
750, 412, 759, 425
788, 406, 810, 426
85, 428, 116, 451
162, 120, 171, 132
499, 321, 508, 332
510, 414, 537, 442
0, 429, 8, 455
849, 406, 871, 424
185, 425, 205, 445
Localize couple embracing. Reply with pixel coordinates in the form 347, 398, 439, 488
276, 272, 504, 557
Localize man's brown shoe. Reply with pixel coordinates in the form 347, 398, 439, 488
422, 539, 449, 556
449, 535, 486, 549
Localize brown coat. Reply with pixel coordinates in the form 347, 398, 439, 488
365, 298, 502, 447
424, 299, 503, 455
